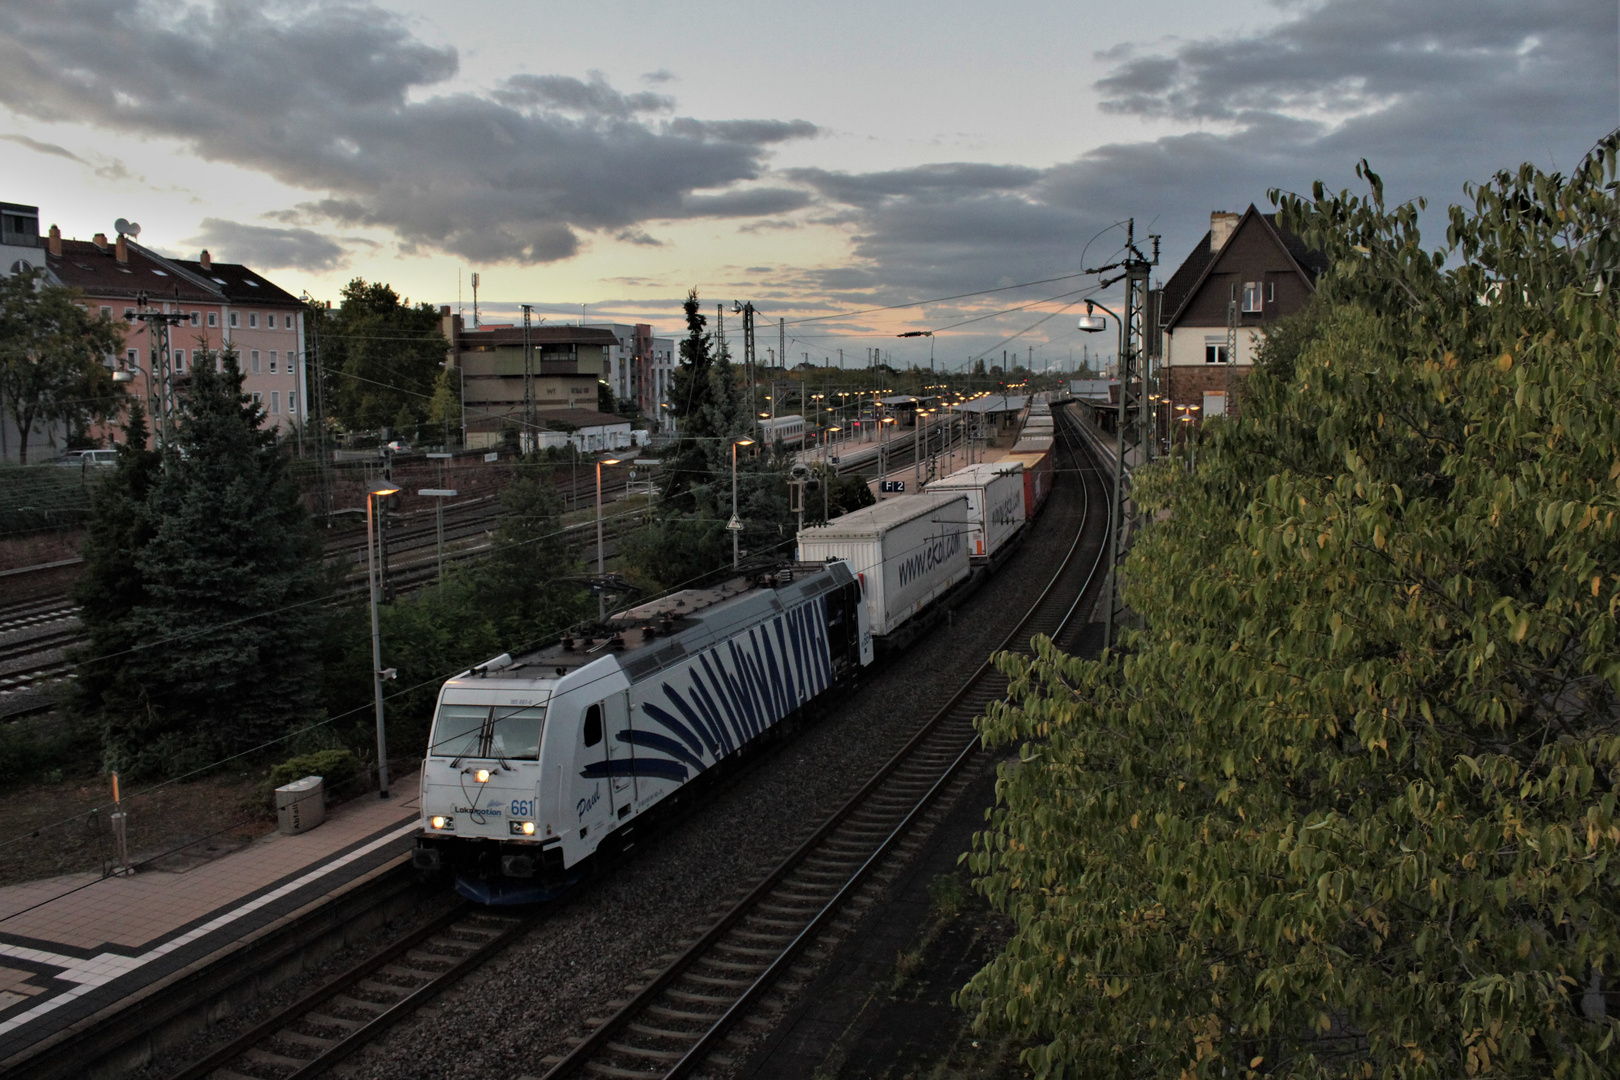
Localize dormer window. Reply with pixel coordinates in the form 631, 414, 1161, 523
1241, 281, 1263, 313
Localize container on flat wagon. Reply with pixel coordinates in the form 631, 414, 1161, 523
796, 492, 970, 638
926, 461, 1025, 561
1004, 435, 1055, 518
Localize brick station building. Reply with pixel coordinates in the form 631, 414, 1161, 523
1157, 205, 1328, 423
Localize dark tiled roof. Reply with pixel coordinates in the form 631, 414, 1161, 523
47, 239, 218, 303
166, 259, 302, 305
1261, 213, 1330, 279
458, 325, 620, 349
1158, 231, 1214, 330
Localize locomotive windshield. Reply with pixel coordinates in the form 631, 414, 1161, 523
429, 704, 546, 760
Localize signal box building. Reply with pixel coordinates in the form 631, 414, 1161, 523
439, 310, 621, 449
1157, 205, 1328, 421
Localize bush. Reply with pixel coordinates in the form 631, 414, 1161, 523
266, 748, 360, 799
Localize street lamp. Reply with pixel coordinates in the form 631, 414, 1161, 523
366, 484, 400, 798
730, 438, 754, 568
596, 458, 621, 619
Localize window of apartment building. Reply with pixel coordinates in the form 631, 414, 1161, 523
1205, 338, 1230, 364
229, 312, 238, 327
123, 307, 134, 319
251, 350, 261, 373
1268, 281, 1276, 304
288, 392, 297, 417
270, 391, 281, 415
269, 351, 278, 373
127, 348, 138, 367
249, 312, 258, 328
208, 312, 218, 327
1241, 281, 1263, 313
266, 314, 276, 329
190, 311, 200, 326
99, 306, 111, 319
172, 349, 185, 372
252, 392, 262, 407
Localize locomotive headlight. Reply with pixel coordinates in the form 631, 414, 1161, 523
509, 820, 537, 836
473, 768, 491, 783
429, 815, 454, 830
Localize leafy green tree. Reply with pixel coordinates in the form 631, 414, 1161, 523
963, 148, 1620, 1078
315, 279, 445, 433
0, 268, 123, 462
87, 351, 328, 780
473, 473, 589, 638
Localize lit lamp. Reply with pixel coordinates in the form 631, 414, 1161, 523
730, 438, 754, 568
366, 484, 400, 798
596, 458, 620, 619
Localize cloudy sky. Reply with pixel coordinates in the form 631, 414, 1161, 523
0, 0, 1614, 370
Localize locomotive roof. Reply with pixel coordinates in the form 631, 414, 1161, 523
488, 562, 854, 683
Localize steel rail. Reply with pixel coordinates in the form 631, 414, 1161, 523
168, 900, 543, 1080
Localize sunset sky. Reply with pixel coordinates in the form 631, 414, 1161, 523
0, 0, 1614, 371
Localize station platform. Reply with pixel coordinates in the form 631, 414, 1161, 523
0, 777, 422, 1070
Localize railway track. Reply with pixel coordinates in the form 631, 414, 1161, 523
168, 904, 534, 1080
531, 406, 1106, 1080
152, 407, 1105, 1080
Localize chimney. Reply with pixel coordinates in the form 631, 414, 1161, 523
47, 225, 61, 256
115, 233, 128, 264
92, 232, 109, 251
200, 249, 211, 271
1209, 211, 1240, 253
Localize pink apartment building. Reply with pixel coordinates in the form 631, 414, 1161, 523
41, 224, 307, 442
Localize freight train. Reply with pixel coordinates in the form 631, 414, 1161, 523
413, 407, 1068, 902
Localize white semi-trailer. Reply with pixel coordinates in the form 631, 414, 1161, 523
796, 492, 971, 645
925, 461, 1026, 563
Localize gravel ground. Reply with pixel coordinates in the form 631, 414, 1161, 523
323, 452, 1090, 1080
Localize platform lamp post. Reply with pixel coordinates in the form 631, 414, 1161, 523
366, 483, 400, 798
1078, 300, 1127, 650
729, 438, 754, 568
596, 457, 621, 619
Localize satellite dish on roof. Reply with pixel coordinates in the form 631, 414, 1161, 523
114, 219, 141, 238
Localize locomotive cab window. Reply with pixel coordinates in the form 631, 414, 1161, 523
428, 704, 546, 759
583, 704, 603, 747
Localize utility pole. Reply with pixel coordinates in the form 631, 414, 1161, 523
736, 301, 757, 441
779, 317, 785, 380
1082, 219, 1159, 650
521, 304, 536, 454
123, 292, 189, 466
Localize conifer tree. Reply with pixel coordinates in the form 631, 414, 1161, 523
92, 352, 328, 779
72, 402, 161, 720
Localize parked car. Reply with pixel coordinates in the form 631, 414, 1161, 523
54, 449, 116, 467
385, 441, 411, 454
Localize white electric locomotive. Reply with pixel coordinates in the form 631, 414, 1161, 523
413, 561, 870, 902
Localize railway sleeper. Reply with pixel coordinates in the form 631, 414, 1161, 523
627, 1021, 706, 1041
665, 988, 736, 1006
242, 1046, 310, 1070
303, 1010, 366, 1031
646, 1004, 725, 1024
606, 1039, 685, 1062
330, 993, 392, 1014
583, 1061, 665, 1079
681, 970, 755, 989
696, 956, 770, 975
712, 941, 784, 959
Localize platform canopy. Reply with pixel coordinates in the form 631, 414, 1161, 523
951, 394, 1028, 415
